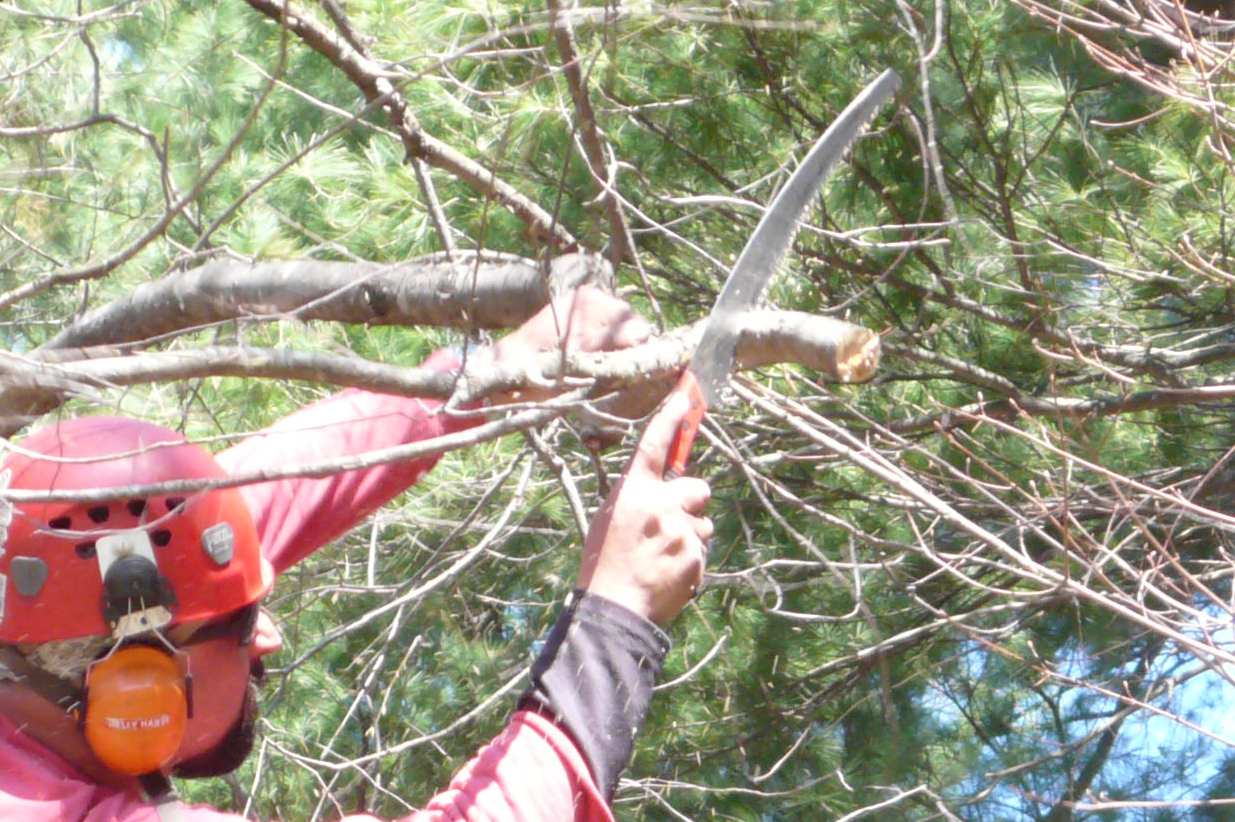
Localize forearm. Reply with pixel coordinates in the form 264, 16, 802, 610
514, 388, 709, 800
217, 349, 479, 575
520, 591, 671, 800
391, 710, 614, 822
383, 593, 665, 822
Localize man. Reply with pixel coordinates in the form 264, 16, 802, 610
0, 287, 713, 821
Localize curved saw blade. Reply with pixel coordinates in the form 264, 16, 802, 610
664, 68, 899, 477
690, 68, 900, 409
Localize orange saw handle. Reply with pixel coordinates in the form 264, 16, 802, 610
664, 369, 708, 479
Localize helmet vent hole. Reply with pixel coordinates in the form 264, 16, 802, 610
49, 516, 72, 530
87, 506, 110, 524
75, 541, 97, 559
165, 497, 186, 513
126, 499, 147, 518
151, 530, 172, 548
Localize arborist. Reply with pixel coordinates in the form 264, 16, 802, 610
0, 286, 713, 822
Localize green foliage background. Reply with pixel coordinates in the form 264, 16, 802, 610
5, 1, 1235, 820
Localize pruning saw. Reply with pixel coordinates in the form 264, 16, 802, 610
665, 68, 901, 477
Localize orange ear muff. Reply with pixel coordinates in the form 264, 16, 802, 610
82, 645, 189, 775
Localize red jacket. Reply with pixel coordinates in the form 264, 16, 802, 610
0, 710, 609, 822
217, 349, 475, 577
0, 349, 619, 822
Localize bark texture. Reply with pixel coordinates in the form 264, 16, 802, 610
43, 252, 614, 352
1, 310, 880, 436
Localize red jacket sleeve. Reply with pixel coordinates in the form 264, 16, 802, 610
379, 711, 615, 822
214, 349, 478, 576
19, 712, 613, 822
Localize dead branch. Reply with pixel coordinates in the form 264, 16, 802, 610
39, 252, 614, 352
887, 384, 1235, 435
242, 0, 578, 251
546, 0, 634, 267
0, 310, 881, 434
0, 400, 568, 504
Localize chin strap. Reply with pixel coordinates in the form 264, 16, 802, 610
0, 646, 187, 822
139, 772, 188, 822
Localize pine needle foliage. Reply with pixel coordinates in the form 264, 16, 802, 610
8, 0, 1235, 820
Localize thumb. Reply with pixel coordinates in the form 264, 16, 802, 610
629, 390, 692, 477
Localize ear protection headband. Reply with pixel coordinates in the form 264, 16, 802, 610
1, 527, 259, 777
79, 585, 259, 776
81, 643, 192, 775
78, 531, 194, 776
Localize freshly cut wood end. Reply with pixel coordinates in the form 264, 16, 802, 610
835, 330, 881, 383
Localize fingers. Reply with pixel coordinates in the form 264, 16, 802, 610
672, 475, 711, 516
601, 314, 652, 351
630, 391, 692, 478
693, 512, 714, 545
680, 519, 709, 603
579, 365, 714, 623
567, 286, 651, 351
499, 286, 638, 358
664, 478, 712, 602
669, 476, 712, 567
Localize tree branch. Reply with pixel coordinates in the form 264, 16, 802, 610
547, 0, 633, 267
888, 384, 1235, 435
241, 0, 578, 251
0, 401, 568, 504
39, 252, 614, 352
0, 311, 881, 433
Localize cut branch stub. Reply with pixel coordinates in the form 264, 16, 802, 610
1, 310, 880, 439
551, 312, 883, 446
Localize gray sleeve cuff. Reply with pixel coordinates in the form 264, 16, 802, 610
519, 590, 671, 799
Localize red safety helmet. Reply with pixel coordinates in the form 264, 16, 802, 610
0, 416, 273, 644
